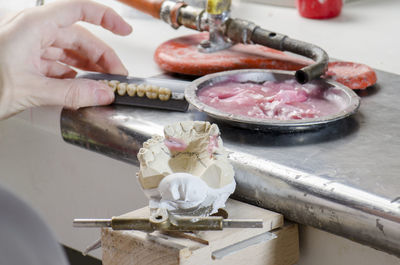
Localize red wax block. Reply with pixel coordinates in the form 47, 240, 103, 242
324, 62, 377, 90
296, 0, 342, 19
154, 33, 310, 76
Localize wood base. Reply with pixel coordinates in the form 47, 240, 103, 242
101, 200, 299, 265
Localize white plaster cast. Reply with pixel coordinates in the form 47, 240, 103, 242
137, 121, 235, 215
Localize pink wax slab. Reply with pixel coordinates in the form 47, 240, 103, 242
197, 79, 348, 120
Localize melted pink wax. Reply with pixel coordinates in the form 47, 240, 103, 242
198, 79, 347, 120
164, 137, 188, 152
207, 134, 219, 156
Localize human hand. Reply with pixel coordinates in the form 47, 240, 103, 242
0, 0, 132, 120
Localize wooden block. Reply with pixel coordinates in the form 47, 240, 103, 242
101, 200, 299, 265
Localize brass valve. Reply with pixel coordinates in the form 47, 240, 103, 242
206, 0, 231, 15
199, 0, 232, 52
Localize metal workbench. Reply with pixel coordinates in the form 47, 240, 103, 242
61, 69, 400, 257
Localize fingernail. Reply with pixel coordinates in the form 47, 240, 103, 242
123, 24, 133, 35
127, 24, 133, 34
117, 65, 129, 76
122, 66, 129, 76
109, 65, 129, 76
95, 87, 114, 105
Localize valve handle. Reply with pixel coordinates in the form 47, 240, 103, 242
206, 0, 231, 15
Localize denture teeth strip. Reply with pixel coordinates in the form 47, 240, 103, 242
102, 80, 172, 101
146, 85, 159, 99
127, 84, 136, 96
108, 80, 119, 93
117, 82, 127, 96
158, 87, 172, 101
137, 84, 146, 97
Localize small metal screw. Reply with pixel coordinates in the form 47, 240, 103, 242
200, 40, 211, 48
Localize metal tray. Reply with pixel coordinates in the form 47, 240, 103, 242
185, 69, 361, 132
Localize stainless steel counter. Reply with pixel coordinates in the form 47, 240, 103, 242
61, 69, 400, 257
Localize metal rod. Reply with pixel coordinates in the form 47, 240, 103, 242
73, 219, 111, 228
212, 231, 277, 259
223, 219, 263, 228
73, 217, 263, 230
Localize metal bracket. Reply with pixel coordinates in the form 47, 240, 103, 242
212, 231, 277, 259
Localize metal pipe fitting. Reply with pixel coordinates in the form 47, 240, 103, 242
160, 0, 181, 28
121, 0, 329, 82
281, 38, 328, 84
199, 0, 233, 52
177, 5, 206, 30
226, 18, 329, 83
160, 1, 208, 31
198, 12, 232, 53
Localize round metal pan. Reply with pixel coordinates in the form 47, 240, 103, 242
185, 69, 360, 132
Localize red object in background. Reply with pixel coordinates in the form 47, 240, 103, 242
325, 62, 377, 90
154, 33, 310, 76
296, 0, 342, 19
154, 33, 377, 90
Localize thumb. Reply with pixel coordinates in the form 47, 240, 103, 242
35, 77, 114, 109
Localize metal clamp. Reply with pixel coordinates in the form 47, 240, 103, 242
160, 0, 179, 28
73, 209, 263, 232
170, 1, 187, 29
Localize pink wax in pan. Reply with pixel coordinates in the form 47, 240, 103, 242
198, 79, 347, 120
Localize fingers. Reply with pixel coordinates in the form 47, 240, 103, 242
34, 77, 115, 109
0, 10, 24, 26
2, 74, 114, 119
61, 49, 105, 73
40, 60, 77, 78
48, 25, 128, 75
41, 0, 132, 36
41, 46, 103, 73
41, 47, 64, 61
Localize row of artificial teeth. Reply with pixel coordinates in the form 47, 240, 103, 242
101, 80, 172, 101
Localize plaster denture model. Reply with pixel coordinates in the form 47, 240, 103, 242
137, 121, 235, 216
